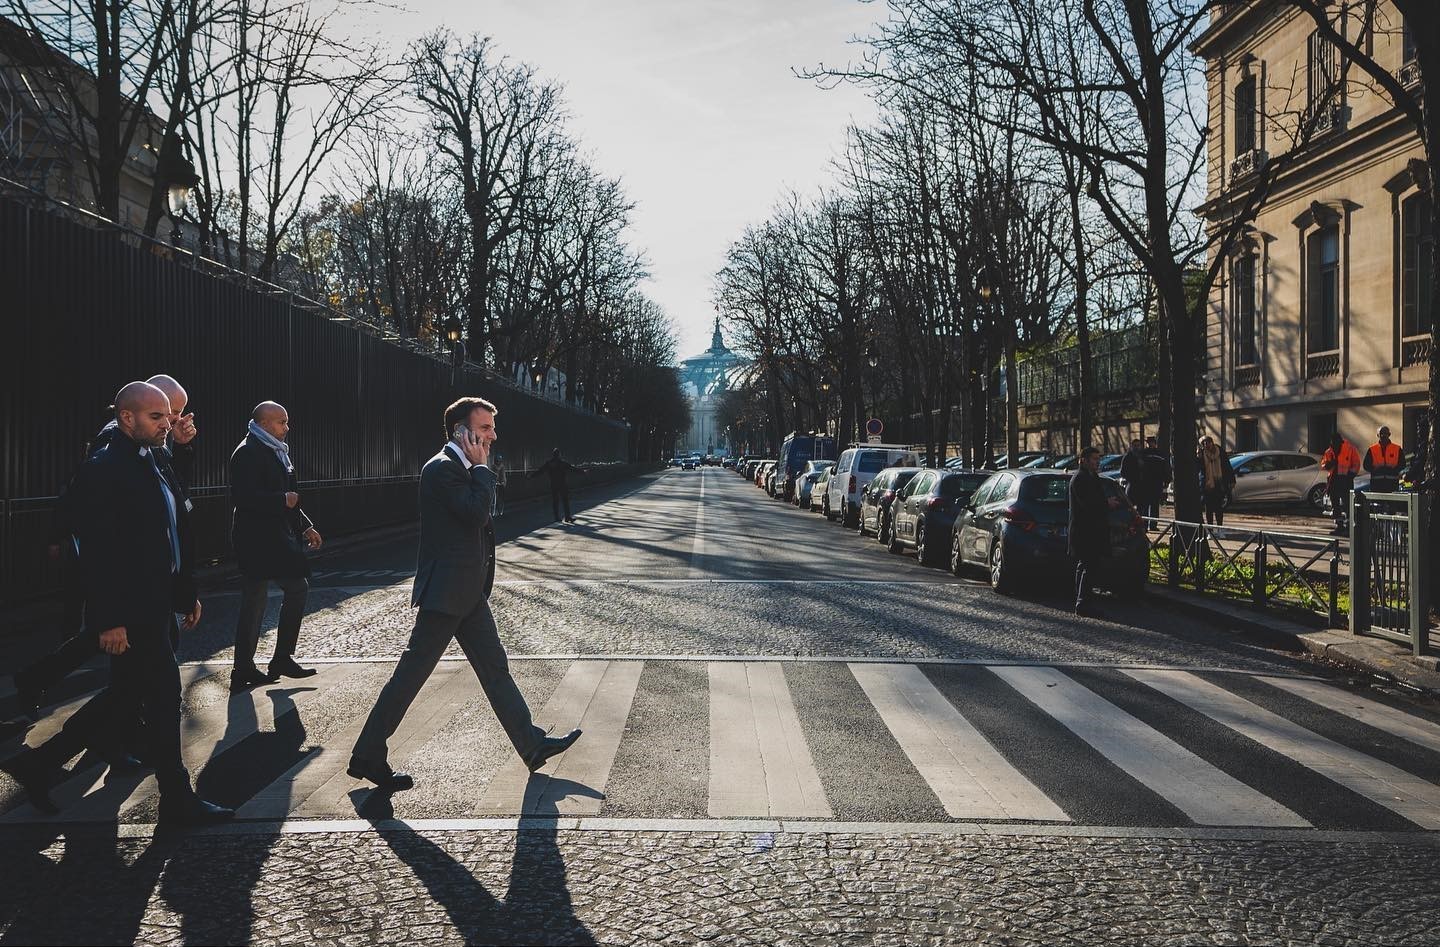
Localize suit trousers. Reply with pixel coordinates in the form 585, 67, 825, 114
353, 600, 544, 765
1074, 554, 1101, 609
234, 576, 310, 670
35, 623, 190, 799
551, 484, 572, 520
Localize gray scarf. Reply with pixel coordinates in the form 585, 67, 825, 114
248, 419, 293, 472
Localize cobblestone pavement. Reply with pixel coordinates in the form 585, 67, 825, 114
2, 824, 1438, 946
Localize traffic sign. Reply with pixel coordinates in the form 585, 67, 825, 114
865, 418, 883, 437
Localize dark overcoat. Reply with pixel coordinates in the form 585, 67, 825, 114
1068, 467, 1111, 562
410, 447, 497, 615
229, 436, 314, 579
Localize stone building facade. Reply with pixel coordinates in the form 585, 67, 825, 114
1194, 1, 1430, 456
678, 318, 747, 455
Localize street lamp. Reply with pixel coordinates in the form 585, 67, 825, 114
160, 152, 200, 248
442, 315, 464, 388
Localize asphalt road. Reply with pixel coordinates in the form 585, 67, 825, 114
3, 466, 1439, 945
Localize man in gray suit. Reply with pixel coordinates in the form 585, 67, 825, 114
348, 396, 581, 791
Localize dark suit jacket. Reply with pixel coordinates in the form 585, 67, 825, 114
411, 446, 497, 616
68, 430, 198, 635
1068, 468, 1111, 561
229, 436, 314, 579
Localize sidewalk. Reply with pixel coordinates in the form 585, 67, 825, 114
1148, 585, 1440, 695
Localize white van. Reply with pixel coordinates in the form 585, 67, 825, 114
825, 445, 921, 527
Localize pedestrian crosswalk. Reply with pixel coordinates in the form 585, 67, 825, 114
3, 658, 1440, 832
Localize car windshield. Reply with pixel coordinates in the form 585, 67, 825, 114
1019, 475, 1070, 503
943, 473, 989, 498
857, 452, 891, 473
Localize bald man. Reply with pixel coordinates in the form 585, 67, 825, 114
229, 401, 321, 689
2, 383, 230, 824
16, 373, 198, 725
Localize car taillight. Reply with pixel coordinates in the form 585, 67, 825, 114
1002, 506, 1036, 531
849, 475, 857, 494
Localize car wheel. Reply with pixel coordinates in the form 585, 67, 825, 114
989, 536, 1014, 594
878, 513, 891, 547
1305, 483, 1326, 510
916, 521, 933, 565
887, 516, 905, 554
950, 528, 965, 576
823, 496, 833, 520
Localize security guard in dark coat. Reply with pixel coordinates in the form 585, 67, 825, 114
1, 382, 230, 824
1069, 446, 1118, 616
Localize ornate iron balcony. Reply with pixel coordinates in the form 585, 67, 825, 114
1306, 350, 1340, 378
1229, 148, 1266, 180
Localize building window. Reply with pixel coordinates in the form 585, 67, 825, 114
1307, 29, 1342, 129
1236, 418, 1258, 453
1233, 253, 1259, 367
1402, 17, 1416, 63
1307, 412, 1337, 454
1402, 193, 1433, 341
1306, 224, 1340, 355
1235, 76, 1257, 156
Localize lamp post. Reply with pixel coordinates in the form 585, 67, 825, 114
443, 315, 464, 389
819, 381, 831, 438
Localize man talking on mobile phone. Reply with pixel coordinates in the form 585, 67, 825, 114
348, 396, 581, 791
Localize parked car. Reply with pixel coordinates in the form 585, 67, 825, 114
810, 467, 834, 514
890, 469, 992, 564
950, 470, 1148, 596
795, 460, 836, 507
765, 463, 782, 497
825, 445, 922, 526
1226, 451, 1328, 508
775, 432, 839, 501
722, 457, 736, 469
756, 460, 777, 488
858, 467, 922, 539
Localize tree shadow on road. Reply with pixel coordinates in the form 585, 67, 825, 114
358, 779, 597, 946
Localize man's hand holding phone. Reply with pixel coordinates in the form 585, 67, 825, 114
454, 425, 489, 468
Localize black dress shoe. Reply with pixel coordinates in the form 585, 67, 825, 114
524, 728, 582, 772
230, 667, 270, 692
1, 751, 63, 815
346, 756, 414, 792
267, 657, 317, 680
158, 794, 235, 827
103, 752, 147, 775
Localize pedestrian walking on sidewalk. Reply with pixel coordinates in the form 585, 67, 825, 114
1143, 436, 1172, 524
1197, 436, 1235, 526
1363, 426, 1405, 494
492, 451, 508, 517
1321, 432, 1362, 534
1070, 447, 1119, 617
1, 382, 231, 826
347, 397, 581, 792
530, 447, 587, 523
229, 401, 322, 691
14, 374, 197, 727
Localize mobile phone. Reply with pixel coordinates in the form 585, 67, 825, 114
452, 424, 469, 442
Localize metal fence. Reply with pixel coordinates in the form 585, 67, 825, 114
1146, 518, 1346, 626
0, 187, 630, 604
1350, 492, 1431, 655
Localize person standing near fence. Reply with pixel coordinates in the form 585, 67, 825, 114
492, 451, 508, 517
1197, 435, 1235, 526
1363, 426, 1405, 494
347, 397, 581, 792
530, 448, 587, 523
1143, 436, 1172, 524
1321, 431, 1362, 535
229, 402, 322, 691
1120, 439, 1148, 513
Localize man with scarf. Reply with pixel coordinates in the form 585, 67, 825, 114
229, 401, 322, 690
1197, 435, 1235, 526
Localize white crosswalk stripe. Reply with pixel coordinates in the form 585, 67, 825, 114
4, 659, 1439, 831
1124, 669, 1440, 830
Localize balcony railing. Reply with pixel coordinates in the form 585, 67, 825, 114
1403, 334, 1432, 367
1400, 60, 1421, 89
1229, 148, 1266, 180
1234, 364, 1260, 388
1310, 103, 1345, 136
1306, 350, 1340, 378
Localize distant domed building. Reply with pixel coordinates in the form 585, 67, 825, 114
678, 317, 748, 454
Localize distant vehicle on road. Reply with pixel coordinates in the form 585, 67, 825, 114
680, 457, 698, 470
951, 470, 1148, 596
858, 467, 922, 541
795, 460, 835, 507
826, 445, 921, 527
775, 432, 839, 501
890, 469, 991, 564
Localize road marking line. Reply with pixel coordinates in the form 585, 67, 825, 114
993, 667, 1307, 827
708, 662, 832, 818
1125, 669, 1440, 830
18, 662, 227, 748
1257, 676, 1440, 756
687, 470, 708, 578
851, 663, 1068, 822
238, 663, 464, 820
474, 660, 643, 816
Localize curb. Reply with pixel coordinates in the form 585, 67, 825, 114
1147, 585, 1440, 695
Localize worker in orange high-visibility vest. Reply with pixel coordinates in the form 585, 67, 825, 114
1363, 426, 1406, 494
1321, 432, 1362, 534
